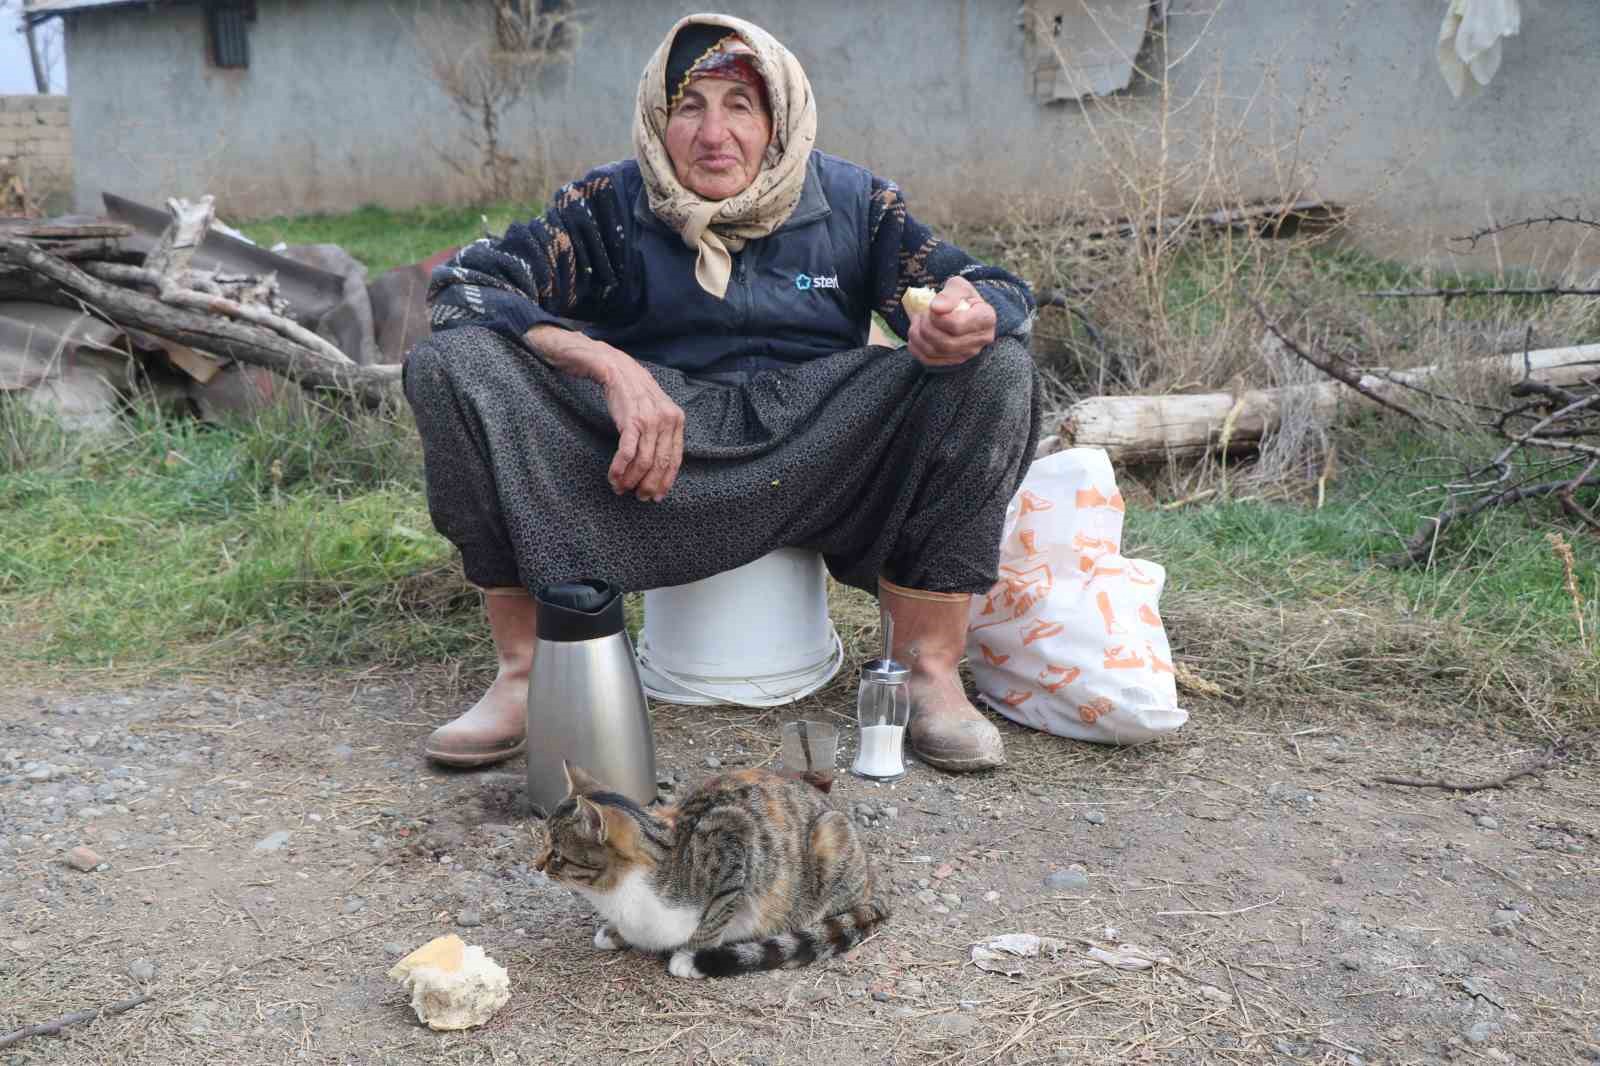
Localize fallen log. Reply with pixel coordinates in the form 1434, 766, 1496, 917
0, 234, 400, 407
1059, 345, 1600, 462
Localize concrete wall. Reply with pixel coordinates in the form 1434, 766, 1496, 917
1, 95, 73, 211
61, 0, 1600, 272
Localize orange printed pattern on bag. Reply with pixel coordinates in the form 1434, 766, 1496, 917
1072, 532, 1117, 556
1138, 604, 1162, 627
1127, 561, 1157, 586
1022, 619, 1065, 645
1095, 590, 1129, 635
974, 563, 1053, 630
1017, 528, 1041, 556
1103, 643, 1146, 669
1038, 663, 1081, 693
1146, 642, 1174, 674
979, 642, 1010, 667
1078, 696, 1113, 724
1073, 485, 1127, 513
1020, 490, 1054, 514
1001, 689, 1034, 707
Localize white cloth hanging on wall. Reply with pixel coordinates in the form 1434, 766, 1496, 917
1437, 0, 1522, 99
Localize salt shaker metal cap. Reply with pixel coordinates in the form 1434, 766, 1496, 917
860, 658, 910, 685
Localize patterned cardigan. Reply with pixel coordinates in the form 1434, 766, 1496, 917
427, 152, 1035, 374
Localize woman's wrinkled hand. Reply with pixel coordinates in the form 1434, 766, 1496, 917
598, 351, 685, 502
906, 275, 996, 370
526, 326, 685, 502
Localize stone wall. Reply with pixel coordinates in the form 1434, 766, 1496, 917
0, 95, 73, 211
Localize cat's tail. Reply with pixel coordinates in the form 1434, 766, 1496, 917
674, 899, 892, 979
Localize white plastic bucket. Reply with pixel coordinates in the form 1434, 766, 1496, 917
635, 549, 844, 707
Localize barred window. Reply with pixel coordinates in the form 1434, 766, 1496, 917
207, 0, 257, 70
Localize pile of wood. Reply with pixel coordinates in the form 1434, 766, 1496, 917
0, 196, 401, 411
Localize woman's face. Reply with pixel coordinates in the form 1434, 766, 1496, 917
665, 77, 772, 201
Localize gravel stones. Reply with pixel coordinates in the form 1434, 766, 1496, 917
1043, 867, 1090, 892
456, 909, 483, 928
127, 958, 157, 983
67, 845, 103, 872
1490, 909, 1522, 934
253, 830, 292, 852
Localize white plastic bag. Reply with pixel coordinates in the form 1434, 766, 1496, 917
967, 448, 1187, 744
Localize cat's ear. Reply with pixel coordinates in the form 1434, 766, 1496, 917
562, 760, 606, 797
572, 796, 609, 844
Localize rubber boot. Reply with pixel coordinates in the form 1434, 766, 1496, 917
878, 577, 1005, 773
424, 587, 533, 768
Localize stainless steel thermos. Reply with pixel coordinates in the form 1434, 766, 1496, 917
524, 580, 657, 815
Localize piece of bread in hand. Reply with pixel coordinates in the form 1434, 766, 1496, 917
901, 286, 938, 316
902, 286, 974, 317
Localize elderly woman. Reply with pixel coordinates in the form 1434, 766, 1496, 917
405, 13, 1040, 775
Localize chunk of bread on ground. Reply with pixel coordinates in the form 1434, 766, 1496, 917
388, 934, 510, 1031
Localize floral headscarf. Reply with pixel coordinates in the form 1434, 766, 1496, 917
633, 14, 818, 299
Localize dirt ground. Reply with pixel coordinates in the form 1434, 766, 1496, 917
2, 661, 1597, 1066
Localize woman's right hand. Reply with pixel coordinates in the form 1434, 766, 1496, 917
526, 326, 685, 502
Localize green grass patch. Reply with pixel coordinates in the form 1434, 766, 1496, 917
0, 401, 476, 672
233, 201, 542, 275
1124, 426, 1600, 651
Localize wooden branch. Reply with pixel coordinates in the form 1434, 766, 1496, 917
85, 261, 352, 365
1559, 460, 1600, 536
1250, 299, 1445, 429
1382, 473, 1600, 567
124, 197, 354, 363
1362, 285, 1600, 299
22, 237, 129, 261
84, 261, 224, 295
1454, 213, 1600, 250
1374, 747, 1560, 792
0, 235, 399, 406
0, 221, 133, 240
1060, 345, 1600, 462
0, 993, 153, 1050
145, 194, 215, 285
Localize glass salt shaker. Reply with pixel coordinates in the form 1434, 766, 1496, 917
851, 657, 910, 781
853, 607, 910, 781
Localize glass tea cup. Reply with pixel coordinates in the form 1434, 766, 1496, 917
780, 720, 839, 791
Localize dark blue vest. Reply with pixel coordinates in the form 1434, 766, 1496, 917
581, 152, 874, 375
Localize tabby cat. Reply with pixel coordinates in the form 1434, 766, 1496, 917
536, 761, 889, 979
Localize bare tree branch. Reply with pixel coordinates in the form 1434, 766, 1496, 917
1361, 285, 1600, 299
1453, 213, 1600, 250
1383, 473, 1600, 568
1248, 298, 1448, 429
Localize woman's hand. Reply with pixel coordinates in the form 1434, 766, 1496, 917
526, 326, 685, 502
906, 275, 997, 370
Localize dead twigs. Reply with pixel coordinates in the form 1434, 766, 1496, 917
1248, 299, 1446, 429
0, 233, 399, 407
0, 992, 154, 1050
1383, 471, 1600, 568
1361, 284, 1600, 300
1373, 745, 1562, 792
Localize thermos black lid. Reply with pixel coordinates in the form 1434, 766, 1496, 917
535, 580, 625, 642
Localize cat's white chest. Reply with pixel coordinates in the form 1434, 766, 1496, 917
583, 869, 701, 951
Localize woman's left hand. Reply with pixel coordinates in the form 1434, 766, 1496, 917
907, 275, 997, 369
